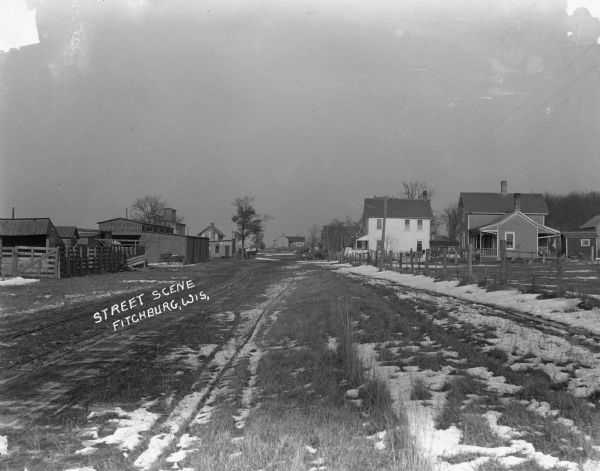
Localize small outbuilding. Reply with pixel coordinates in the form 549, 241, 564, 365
562, 231, 598, 260
56, 226, 80, 247
0, 218, 64, 248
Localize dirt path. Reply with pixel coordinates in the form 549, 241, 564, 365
0, 259, 292, 471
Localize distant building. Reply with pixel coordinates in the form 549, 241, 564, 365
0, 218, 64, 248
97, 217, 207, 263
272, 234, 288, 249
198, 223, 235, 258
77, 228, 113, 248
458, 180, 559, 259
580, 215, 600, 258
357, 197, 433, 253
162, 207, 186, 236
562, 231, 598, 260
97, 218, 174, 248
56, 226, 79, 247
286, 235, 305, 248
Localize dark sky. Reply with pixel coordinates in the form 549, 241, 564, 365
1, 0, 599, 243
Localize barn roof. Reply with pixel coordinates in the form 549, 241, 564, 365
56, 226, 79, 238
363, 198, 433, 219
0, 218, 56, 236
459, 193, 547, 214
581, 215, 600, 229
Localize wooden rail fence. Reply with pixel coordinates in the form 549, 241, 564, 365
1, 245, 145, 279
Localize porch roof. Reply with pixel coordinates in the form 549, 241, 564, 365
476, 211, 560, 236
356, 234, 369, 241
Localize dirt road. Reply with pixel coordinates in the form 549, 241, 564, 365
0, 258, 293, 471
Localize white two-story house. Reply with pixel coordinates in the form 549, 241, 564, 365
356, 197, 433, 253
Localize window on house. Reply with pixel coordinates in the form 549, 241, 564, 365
215, 244, 220, 254
581, 239, 591, 247
505, 232, 515, 250
417, 219, 423, 231
417, 240, 423, 252
405, 219, 410, 231
377, 219, 382, 229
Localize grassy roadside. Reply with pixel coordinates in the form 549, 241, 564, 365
179, 266, 432, 471
361, 279, 600, 469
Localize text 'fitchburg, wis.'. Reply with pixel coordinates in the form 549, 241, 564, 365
92, 280, 210, 331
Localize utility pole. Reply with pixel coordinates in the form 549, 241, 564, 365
378, 196, 388, 272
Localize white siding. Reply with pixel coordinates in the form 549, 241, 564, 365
366, 218, 430, 252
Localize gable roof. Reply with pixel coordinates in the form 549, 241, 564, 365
459, 193, 548, 214
198, 223, 225, 237
56, 226, 79, 238
478, 211, 559, 235
363, 198, 433, 219
0, 218, 56, 236
286, 236, 305, 243
581, 215, 600, 229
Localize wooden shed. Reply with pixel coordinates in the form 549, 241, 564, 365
56, 226, 79, 247
562, 231, 598, 260
0, 218, 64, 248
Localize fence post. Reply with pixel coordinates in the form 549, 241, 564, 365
442, 250, 447, 280
11, 247, 18, 276
556, 238, 563, 295
467, 244, 473, 281
424, 249, 430, 276
455, 250, 459, 280
410, 249, 414, 273
500, 240, 507, 286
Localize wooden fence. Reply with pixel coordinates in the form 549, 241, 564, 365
338, 244, 600, 297
1, 245, 145, 279
1, 246, 59, 278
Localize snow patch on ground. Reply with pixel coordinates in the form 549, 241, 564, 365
335, 264, 600, 334
0, 276, 39, 286
80, 405, 160, 455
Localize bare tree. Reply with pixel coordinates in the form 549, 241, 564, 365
232, 196, 263, 258
442, 203, 460, 242
308, 224, 320, 248
130, 195, 183, 225
430, 211, 442, 239
400, 181, 435, 200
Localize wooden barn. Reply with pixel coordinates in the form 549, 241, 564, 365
97, 217, 208, 264
0, 218, 64, 248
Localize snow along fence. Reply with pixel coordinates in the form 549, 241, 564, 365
337, 247, 600, 298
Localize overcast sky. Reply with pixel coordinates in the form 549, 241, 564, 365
1, 0, 599, 243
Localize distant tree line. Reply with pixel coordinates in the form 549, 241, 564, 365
545, 191, 600, 230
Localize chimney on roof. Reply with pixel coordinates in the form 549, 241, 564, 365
422, 190, 428, 200
514, 193, 521, 212
501, 180, 507, 195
